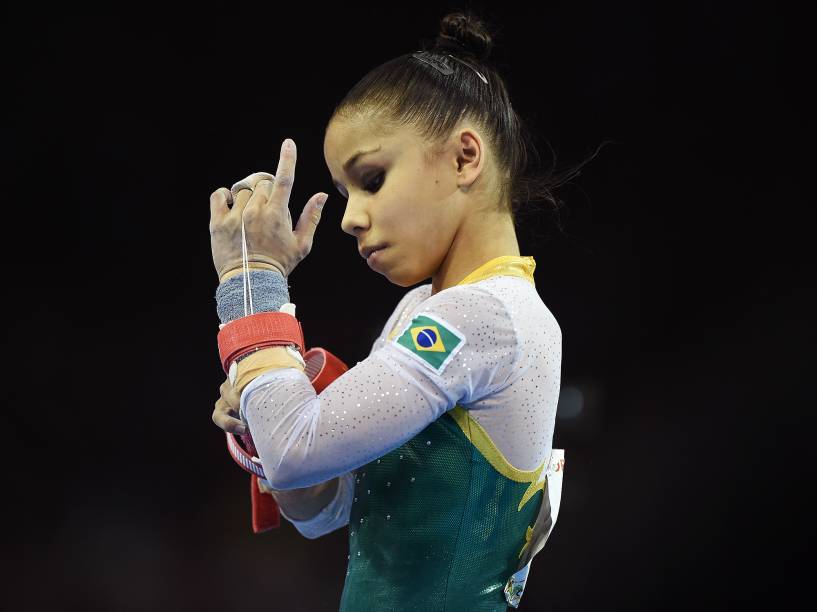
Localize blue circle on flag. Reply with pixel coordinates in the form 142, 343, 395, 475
417, 328, 437, 348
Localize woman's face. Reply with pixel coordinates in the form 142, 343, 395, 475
323, 115, 466, 287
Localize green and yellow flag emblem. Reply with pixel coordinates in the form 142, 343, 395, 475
393, 313, 466, 374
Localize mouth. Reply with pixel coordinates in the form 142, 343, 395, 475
361, 244, 388, 259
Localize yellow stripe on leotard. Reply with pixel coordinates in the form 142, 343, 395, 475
448, 405, 547, 512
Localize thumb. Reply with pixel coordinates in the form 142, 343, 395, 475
295, 193, 328, 251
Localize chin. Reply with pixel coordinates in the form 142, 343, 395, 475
385, 265, 429, 288
382, 270, 411, 287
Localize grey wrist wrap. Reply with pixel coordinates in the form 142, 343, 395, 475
215, 269, 291, 325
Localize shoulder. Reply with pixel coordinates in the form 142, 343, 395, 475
463, 276, 562, 382
386, 283, 433, 326
378, 277, 557, 401
388, 276, 560, 353
424, 275, 558, 332
391, 281, 518, 371
468, 275, 561, 335
420, 281, 512, 328
380, 282, 519, 402
373, 283, 433, 347
419, 276, 562, 370
399, 282, 432, 310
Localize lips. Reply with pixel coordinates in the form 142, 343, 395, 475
361, 244, 388, 259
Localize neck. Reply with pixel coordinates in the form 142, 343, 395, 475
431, 210, 520, 296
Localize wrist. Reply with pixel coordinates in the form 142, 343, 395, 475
232, 345, 306, 397
215, 268, 291, 325
220, 262, 284, 283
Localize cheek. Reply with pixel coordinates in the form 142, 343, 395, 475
403, 211, 454, 270
386, 174, 454, 250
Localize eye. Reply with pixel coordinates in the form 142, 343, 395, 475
364, 171, 385, 194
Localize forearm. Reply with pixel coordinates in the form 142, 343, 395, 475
215, 269, 344, 527
268, 476, 340, 521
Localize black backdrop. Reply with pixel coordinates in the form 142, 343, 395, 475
3, 2, 813, 611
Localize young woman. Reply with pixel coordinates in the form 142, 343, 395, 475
210, 11, 578, 611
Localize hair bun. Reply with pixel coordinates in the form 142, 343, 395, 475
434, 11, 493, 62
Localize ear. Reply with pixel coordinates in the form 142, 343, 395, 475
453, 126, 484, 190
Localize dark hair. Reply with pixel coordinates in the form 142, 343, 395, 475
327, 9, 606, 234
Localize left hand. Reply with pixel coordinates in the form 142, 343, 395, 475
212, 377, 246, 435
209, 138, 328, 280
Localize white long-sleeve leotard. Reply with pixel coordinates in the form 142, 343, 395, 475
242, 274, 562, 538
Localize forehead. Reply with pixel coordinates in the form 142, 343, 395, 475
324, 116, 419, 172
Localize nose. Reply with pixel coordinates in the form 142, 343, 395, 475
340, 194, 370, 237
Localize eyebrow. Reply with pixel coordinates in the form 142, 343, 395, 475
333, 145, 382, 193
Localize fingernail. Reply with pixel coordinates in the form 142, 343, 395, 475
317, 194, 328, 209
283, 138, 295, 151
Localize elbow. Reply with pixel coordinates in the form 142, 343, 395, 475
251, 398, 324, 490
262, 457, 317, 491
289, 518, 346, 540
279, 471, 354, 539
262, 464, 300, 491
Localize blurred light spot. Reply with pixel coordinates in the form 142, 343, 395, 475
557, 385, 583, 419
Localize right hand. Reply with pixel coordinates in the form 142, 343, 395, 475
208, 140, 328, 281
212, 377, 248, 435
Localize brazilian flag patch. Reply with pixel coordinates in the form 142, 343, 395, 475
393, 312, 466, 374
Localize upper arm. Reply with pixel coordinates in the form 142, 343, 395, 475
241, 285, 519, 490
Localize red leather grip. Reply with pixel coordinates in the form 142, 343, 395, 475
303, 347, 351, 393
217, 311, 305, 374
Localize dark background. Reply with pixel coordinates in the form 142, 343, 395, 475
3, 2, 813, 610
